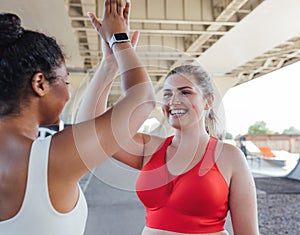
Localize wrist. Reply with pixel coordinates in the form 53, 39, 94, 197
109, 33, 130, 49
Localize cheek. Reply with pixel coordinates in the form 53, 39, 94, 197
52, 88, 70, 111
188, 98, 202, 113
194, 103, 207, 119
65, 89, 71, 101
161, 105, 168, 116
161, 96, 170, 105
59, 86, 71, 102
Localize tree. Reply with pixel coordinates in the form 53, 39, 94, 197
224, 132, 233, 139
247, 121, 277, 134
282, 126, 300, 135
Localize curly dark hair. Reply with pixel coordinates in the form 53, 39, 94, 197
0, 13, 65, 116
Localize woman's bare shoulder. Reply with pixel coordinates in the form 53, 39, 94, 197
216, 140, 249, 180
218, 141, 245, 161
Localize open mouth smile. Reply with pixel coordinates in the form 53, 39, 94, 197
169, 109, 188, 116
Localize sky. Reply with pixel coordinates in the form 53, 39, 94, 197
222, 61, 300, 137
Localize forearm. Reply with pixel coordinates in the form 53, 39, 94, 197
113, 42, 155, 110
112, 42, 154, 96
77, 0, 155, 161
104, 42, 155, 149
76, 56, 118, 123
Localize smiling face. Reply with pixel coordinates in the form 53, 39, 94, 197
162, 73, 208, 130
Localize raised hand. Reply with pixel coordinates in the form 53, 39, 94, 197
88, 0, 130, 44
88, 0, 139, 59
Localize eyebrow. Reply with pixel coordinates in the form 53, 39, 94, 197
178, 86, 193, 90
163, 86, 193, 91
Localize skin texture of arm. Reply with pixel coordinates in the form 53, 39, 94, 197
75, 8, 153, 170
48, 0, 155, 204
222, 144, 259, 235
75, 25, 140, 122
75, 53, 118, 123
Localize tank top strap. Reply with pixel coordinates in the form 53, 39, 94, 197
164, 135, 174, 149
141, 135, 174, 176
199, 136, 219, 176
150, 135, 174, 162
0, 135, 88, 234
206, 136, 218, 156
22, 136, 53, 211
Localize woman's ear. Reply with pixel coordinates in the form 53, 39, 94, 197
205, 95, 214, 110
31, 72, 49, 97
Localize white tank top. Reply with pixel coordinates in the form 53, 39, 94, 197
0, 136, 88, 235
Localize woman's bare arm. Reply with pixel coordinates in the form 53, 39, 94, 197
50, 0, 155, 181
75, 5, 148, 170
228, 145, 259, 235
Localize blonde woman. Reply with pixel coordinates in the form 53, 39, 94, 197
78, 9, 259, 235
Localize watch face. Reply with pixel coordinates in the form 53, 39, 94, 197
115, 33, 129, 40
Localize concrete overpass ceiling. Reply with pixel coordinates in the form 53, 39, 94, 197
197, 0, 300, 85
1, 0, 300, 122
64, 0, 267, 106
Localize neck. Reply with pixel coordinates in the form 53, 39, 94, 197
0, 110, 40, 140
166, 125, 210, 175
172, 125, 209, 147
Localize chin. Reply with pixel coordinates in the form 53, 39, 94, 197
168, 120, 182, 130
169, 119, 198, 131
168, 115, 185, 125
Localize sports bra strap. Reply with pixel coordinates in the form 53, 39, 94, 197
199, 136, 219, 176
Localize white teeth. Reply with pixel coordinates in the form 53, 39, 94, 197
170, 109, 187, 115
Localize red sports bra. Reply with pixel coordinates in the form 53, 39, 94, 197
136, 136, 229, 234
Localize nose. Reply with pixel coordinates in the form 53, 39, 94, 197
169, 92, 181, 105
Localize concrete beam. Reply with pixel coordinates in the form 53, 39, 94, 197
197, 0, 300, 74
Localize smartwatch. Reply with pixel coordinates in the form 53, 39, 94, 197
109, 33, 130, 48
